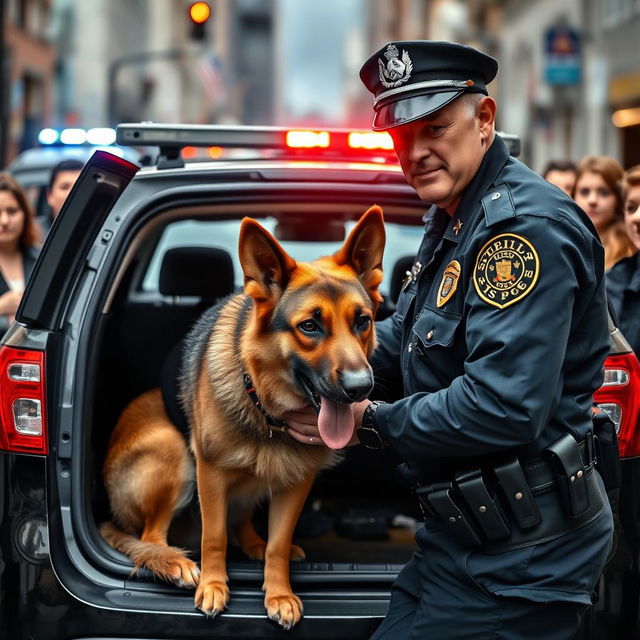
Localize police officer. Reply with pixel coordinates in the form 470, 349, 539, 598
286, 41, 613, 639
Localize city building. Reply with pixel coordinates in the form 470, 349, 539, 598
1, 0, 55, 164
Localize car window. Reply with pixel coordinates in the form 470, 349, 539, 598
142, 218, 424, 295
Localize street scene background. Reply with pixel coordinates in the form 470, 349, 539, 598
1, 0, 639, 174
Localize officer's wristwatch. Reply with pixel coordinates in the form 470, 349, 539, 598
357, 401, 386, 449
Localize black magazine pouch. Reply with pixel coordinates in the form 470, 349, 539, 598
592, 408, 622, 493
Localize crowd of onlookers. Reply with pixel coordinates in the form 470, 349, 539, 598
543, 157, 640, 356
0, 159, 82, 335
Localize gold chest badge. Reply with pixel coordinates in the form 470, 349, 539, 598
437, 260, 461, 308
473, 233, 539, 309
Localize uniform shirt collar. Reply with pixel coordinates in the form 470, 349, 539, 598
443, 135, 510, 243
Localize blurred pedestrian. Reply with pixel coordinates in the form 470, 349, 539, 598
542, 159, 577, 196
572, 156, 636, 270
0, 173, 41, 334
40, 159, 83, 236
605, 164, 640, 355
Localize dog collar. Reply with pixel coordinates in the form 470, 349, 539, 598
242, 372, 288, 437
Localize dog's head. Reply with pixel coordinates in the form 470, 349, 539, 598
239, 206, 385, 449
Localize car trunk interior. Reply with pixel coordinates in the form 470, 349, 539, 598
86, 200, 425, 584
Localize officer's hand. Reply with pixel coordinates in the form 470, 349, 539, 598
284, 405, 323, 445
284, 400, 370, 448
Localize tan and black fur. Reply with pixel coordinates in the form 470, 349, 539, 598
100, 206, 386, 629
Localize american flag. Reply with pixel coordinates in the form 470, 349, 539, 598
197, 54, 227, 106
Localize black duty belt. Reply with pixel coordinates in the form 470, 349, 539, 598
415, 433, 607, 554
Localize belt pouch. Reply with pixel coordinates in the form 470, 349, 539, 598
592, 412, 621, 492
493, 457, 542, 529
423, 485, 484, 546
545, 433, 590, 518
454, 469, 511, 541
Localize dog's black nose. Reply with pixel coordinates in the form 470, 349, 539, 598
339, 370, 374, 402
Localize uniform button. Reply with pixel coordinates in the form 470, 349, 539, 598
577, 470, 583, 479
448, 516, 456, 523
426, 330, 434, 340
514, 492, 523, 500
491, 192, 501, 200
479, 506, 487, 513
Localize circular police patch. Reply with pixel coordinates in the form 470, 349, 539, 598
473, 233, 539, 309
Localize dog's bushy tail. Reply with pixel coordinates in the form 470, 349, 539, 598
100, 521, 198, 586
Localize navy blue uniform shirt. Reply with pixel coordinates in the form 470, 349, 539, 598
371, 136, 609, 481
606, 252, 640, 357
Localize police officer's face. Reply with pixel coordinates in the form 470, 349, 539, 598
573, 171, 618, 234
389, 95, 496, 215
624, 184, 640, 250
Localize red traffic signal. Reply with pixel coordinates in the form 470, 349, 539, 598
189, 2, 210, 40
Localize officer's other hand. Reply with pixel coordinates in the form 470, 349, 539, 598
284, 400, 370, 448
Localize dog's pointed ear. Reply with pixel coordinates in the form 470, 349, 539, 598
239, 218, 297, 306
333, 205, 385, 308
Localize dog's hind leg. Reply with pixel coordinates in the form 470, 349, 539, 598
101, 389, 200, 588
234, 507, 268, 560
263, 472, 315, 630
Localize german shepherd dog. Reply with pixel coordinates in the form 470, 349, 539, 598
100, 206, 385, 629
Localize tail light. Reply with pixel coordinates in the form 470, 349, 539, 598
0, 346, 47, 455
594, 351, 640, 459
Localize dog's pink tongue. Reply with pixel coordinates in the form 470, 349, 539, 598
317, 398, 354, 449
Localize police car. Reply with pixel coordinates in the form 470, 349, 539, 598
0, 123, 637, 639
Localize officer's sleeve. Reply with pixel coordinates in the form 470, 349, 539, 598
374, 213, 609, 464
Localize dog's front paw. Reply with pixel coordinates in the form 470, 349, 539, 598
195, 580, 230, 618
265, 592, 304, 630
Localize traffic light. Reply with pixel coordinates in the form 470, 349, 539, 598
189, 2, 211, 41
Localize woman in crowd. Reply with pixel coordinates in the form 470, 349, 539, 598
606, 165, 640, 355
0, 173, 41, 335
573, 155, 636, 270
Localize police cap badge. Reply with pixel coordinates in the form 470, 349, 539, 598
360, 40, 498, 131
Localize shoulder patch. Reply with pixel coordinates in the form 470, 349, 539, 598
481, 185, 516, 226
473, 233, 539, 309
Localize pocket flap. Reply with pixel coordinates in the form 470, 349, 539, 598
412, 309, 461, 348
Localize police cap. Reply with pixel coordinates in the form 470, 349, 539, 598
359, 41, 498, 131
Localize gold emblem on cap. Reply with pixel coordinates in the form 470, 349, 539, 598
437, 260, 461, 308
473, 233, 539, 309
378, 44, 413, 89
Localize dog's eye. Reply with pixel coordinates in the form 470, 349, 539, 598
356, 315, 371, 331
298, 319, 320, 334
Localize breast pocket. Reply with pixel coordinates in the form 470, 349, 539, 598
412, 308, 462, 351
408, 309, 464, 387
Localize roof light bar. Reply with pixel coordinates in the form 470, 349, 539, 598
285, 130, 330, 149
37, 127, 118, 147
59, 128, 87, 145
38, 128, 59, 145
348, 131, 394, 150
86, 127, 117, 145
